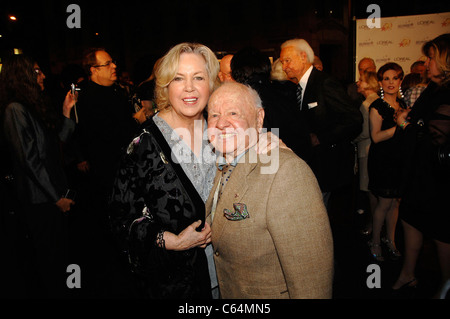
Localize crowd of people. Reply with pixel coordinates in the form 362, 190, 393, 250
0, 33, 449, 300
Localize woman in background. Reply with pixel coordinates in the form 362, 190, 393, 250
367, 62, 406, 262
0, 54, 76, 298
354, 70, 379, 236
392, 34, 450, 297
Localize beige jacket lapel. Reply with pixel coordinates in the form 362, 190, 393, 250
206, 150, 258, 252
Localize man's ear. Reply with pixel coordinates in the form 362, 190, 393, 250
90, 66, 97, 78
300, 51, 309, 63
256, 108, 265, 133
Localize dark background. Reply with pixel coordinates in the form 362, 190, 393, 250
1, 0, 449, 301
1, 0, 449, 86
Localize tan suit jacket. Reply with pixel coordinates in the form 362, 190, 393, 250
206, 147, 334, 299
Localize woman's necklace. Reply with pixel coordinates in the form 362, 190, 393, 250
381, 97, 399, 111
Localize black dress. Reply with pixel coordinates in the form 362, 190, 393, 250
398, 81, 450, 243
368, 98, 407, 198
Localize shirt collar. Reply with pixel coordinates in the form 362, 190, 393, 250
217, 150, 248, 170
299, 65, 313, 90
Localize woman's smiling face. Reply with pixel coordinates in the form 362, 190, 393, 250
379, 69, 402, 96
168, 52, 211, 119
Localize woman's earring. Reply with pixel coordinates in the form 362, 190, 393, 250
398, 87, 405, 99
380, 87, 384, 99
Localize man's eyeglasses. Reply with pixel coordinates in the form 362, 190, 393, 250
92, 60, 116, 68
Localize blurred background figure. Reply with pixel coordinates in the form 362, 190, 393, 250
313, 55, 323, 71
353, 70, 379, 236
392, 33, 450, 298
218, 54, 234, 82
348, 57, 377, 105
0, 54, 76, 298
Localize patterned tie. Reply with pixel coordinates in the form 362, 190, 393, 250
210, 163, 235, 222
296, 84, 303, 110
218, 164, 235, 201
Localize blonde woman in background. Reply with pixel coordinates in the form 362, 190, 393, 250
354, 70, 379, 236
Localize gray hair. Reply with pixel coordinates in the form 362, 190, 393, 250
281, 38, 315, 63
245, 84, 263, 110
209, 82, 263, 111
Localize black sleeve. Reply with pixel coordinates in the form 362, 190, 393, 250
3, 103, 60, 202
108, 131, 162, 254
318, 76, 363, 145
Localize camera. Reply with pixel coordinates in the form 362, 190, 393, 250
71, 83, 80, 95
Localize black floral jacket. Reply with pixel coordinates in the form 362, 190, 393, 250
108, 118, 211, 299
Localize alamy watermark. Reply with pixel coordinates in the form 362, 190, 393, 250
366, 4, 381, 29
66, 264, 81, 288
66, 4, 81, 29
127, 120, 281, 175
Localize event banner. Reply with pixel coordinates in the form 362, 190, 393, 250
356, 12, 450, 79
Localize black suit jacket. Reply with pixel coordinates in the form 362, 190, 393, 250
248, 77, 312, 162
74, 80, 139, 195
301, 68, 362, 191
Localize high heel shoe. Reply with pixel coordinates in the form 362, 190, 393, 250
392, 278, 418, 291
368, 240, 384, 262
382, 238, 401, 260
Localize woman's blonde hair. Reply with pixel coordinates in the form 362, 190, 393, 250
360, 70, 379, 92
270, 58, 288, 81
154, 42, 220, 111
422, 33, 450, 86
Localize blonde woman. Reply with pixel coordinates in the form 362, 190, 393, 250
354, 70, 379, 235
109, 43, 280, 299
110, 43, 219, 299
392, 33, 450, 295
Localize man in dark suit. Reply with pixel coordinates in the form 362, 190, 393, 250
75, 48, 149, 209
280, 39, 362, 206
66, 48, 146, 297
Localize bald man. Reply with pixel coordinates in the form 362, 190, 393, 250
218, 54, 234, 82
206, 82, 334, 298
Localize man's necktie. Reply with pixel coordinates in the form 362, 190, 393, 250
217, 164, 235, 201
211, 164, 235, 222
296, 84, 303, 110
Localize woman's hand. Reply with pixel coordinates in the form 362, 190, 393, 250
395, 108, 411, 126
164, 220, 211, 251
55, 197, 75, 213
62, 90, 77, 118
256, 131, 291, 154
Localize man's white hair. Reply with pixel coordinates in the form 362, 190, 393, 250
281, 38, 315, 63
245, 84, 263, 110
212, 82, 263, 110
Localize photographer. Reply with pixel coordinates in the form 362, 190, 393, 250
392, 33, 450, 297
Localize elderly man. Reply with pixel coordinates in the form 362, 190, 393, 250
280, 39, 362, 206
206, 82, 334, 299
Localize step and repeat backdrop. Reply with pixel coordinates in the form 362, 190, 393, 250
356, 12, 450, 79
